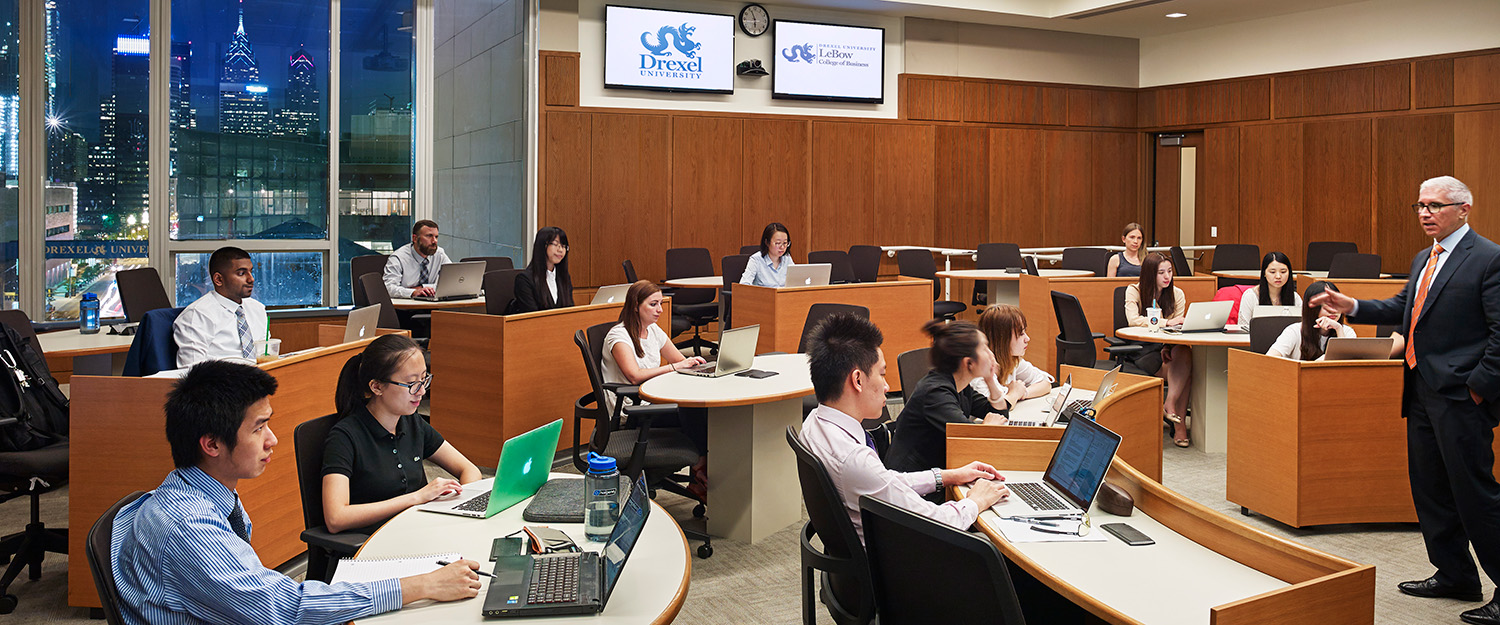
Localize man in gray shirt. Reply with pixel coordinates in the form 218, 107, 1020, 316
384, 220, 452, 299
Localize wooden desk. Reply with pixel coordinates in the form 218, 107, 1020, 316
353, 474, 687, 624
427, 300, 672, 464
38, 329, 135, 379
1019, 275, 1218, 376
948, 434, 1375, 625
730, 278, 930, 391
640, 353, 812, 544
391, 296, 486, 310
1293, 275, 1406, 337
1115, 326, 1249, 453
662, 276, 722, 288
67, 335, 384, 608
935, 269, 1092, 308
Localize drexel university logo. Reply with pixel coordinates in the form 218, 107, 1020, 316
639, 23, 703, 77
781, 43, 815, 63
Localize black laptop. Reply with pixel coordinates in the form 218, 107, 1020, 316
482, 473, 650, 617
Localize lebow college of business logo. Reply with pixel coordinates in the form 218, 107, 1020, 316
639, 23, 703, 77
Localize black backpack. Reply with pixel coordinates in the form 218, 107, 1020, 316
0, 324, 69, 451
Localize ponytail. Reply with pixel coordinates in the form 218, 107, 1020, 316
922, 319, 982, 374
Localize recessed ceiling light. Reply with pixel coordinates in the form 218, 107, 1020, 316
1166, 12, 1187, 18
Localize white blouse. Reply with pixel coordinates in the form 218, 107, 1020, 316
1269, 322, 1357, 360
969, 358, 1054, 400
600, 322, 672, 413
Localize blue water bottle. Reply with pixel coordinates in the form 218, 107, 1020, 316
80, 292, 100, 334
584, 453, 620, 542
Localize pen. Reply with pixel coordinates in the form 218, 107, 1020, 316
436, 559, 495, 578
999, 516, 1060, 528
1029, 525, 1075, 535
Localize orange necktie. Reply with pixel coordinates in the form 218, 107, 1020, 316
1406, 243, 1445, 367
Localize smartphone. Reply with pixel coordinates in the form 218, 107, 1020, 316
490, 536, 526, 561
1100, 522, 1154, 546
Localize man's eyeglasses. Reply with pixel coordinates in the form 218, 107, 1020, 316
384, 373, 432, 396
1412, 202, 1465, 215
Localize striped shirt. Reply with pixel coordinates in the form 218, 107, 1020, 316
111, 466, 403, 625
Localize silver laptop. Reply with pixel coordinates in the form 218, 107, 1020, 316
680, 325, 760, 378
1008, 374, 1071, 428
1253, 304, 1299, 318
987, 416, 1122, 518
1170, 300, 1235, 333
1060, 365, 1121, 418
1323, 337, 1394, 360
785, 264, 832, 288
591, 284, 631, 305
411, 261, 485, 301
343, 304, 382, 343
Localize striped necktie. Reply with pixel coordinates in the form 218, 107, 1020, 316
1405, 243, 1444, 368
237, 306, 254, 359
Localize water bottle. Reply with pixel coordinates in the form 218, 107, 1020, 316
584, 452, 620, 542
80, 293, 100, 334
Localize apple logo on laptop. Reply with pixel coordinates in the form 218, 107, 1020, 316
522, 458, 532, 475
359, 327, 366, 337
804, 277, 812, 285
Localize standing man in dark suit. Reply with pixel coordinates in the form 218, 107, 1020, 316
1313, 176, 1500, 625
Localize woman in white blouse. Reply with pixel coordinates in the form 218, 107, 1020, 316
1269, 281, 1357, 360
739, 222, 795, 287
1237, 251, 1301, 331
972, 304, 1053, 404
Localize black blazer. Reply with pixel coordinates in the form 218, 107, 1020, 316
509, 270, 573, 314
885, 370, 1003, 473
1351, 227, 1500, 402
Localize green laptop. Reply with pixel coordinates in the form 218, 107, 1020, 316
417, 419, 562, 518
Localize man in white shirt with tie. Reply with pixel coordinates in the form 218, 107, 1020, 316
383, 220, 452, 299
174, 246, 268, 369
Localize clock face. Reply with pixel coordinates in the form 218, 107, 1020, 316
739, 4, 769, 37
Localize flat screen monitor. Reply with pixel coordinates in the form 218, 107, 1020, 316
604, 5, 735, 94
772, 20, 884, 103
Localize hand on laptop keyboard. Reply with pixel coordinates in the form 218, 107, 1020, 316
418, 477, 463, 503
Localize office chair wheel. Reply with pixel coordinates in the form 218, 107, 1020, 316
693, 503, 706, 518
0, 593, 16, 614
697, 544, 713, 559
1240, 507, 1252, 516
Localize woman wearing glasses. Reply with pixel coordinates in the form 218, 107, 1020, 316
740, 222, 796, 287
321, 334, 481, 535
510, 226, 576, 313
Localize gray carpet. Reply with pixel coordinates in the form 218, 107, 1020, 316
1, 435, 1489, 624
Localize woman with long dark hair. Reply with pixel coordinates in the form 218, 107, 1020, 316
886, 320, 1012, 474
1269, 281, 1356, 360
739, 222, 795, 287
1122, 252, 1194, 447
1237, 251, 1301, 331
510, 226, 575, 313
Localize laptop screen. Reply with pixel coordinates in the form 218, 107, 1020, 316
601, 474, 651, 604
1042, 417, 1121, 510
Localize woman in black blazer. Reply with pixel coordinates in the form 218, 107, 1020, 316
886, 320, 1012, 475
509, 226, 575, 313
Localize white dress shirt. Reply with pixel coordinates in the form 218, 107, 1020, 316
739, 251, 795, 287
546, 268, 559, 302
382, 243, 452, 299
1268, 322, 1357, 360
600, 322, 671, 414
173, 290, 268, 369
799, 404, 978, 542
970, 358, 1054, 398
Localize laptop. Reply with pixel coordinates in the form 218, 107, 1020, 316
342, 304, 382, 343
483, 473, 650, 617
784, 263, 832, 288
411, 261, 485, 301
986, 416, 1122, 518
1008, 374, 1071, 428
1169, 300, 1235, 333
590, 284, 631, 305
1058, 366, 1121, 421
679, 324, 760, 378
418, 419, 561, 518
1323, 337, 1395, 360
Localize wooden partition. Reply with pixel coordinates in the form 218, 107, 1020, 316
1018, 274, 1217, 375
67, 337, 382, 608
948, 364, 1163, 481
1294, 275, 1406, 336
427, 299, 672, 465
947, 434, 1375, 625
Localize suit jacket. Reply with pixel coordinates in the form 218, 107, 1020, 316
1351, 228, 1500, 402
123, 307, 185, 377
507, 270, 573, 314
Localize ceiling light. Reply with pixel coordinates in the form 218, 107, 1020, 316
1166, 12, 1187, 18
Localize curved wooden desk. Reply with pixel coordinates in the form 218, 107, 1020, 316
1115, 326, 1250, 453
948, 434, 1374, 625
662, 276, 722, 288
640, 353, 811, 544
1018, 274, 1218, 376
391, 296, 486, 310
352, 474, 688, 624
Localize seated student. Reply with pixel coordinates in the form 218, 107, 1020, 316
799, 313, 1008, 542
972, 304, 1054, 403
739, 222, 796, 287
509, 226, 575, 314
383, 219, 452, 299
1237, 251, 1302, 331
1122, 252, 1194, 447
1106, 222, 1145, 277
321, 335, 482, 535
1268, 281, 1357, 361
111, 361, 481, 625
174, 246, 267, 369
887, 320, 1012, 474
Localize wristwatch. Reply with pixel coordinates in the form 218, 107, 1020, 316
932, 468, 944, 491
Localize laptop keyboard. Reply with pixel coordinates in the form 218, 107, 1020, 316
453, 491, 490, 513
684, 360, 717, 374
527, 554, 582, 604
1064, 398, 1092, 414
1011, 482, 1069, 512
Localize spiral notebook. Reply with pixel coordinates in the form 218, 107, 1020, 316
331, 552, 463, 585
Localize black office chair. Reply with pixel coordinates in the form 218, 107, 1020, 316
1250, 315, 1301, 354
574, 323, 712, 558
622, 259, 639, 284
1106, 287, 1150, 375
1376, 324, 1400, 338
665, 248, 720, 356
1212, 244, 1261, 289
973, 243, 1024, 306
0, 312, 38, 347
484, 269, 524, 316
1170, 246, 1193, 277
720, 254, 751, 330
85, 490, 145, 625
1051, 291, 1139, 377
0, 413, 69, 614
847, 245, 882, 283
1326, 253, 1382, 279
293, 413, 369, 583
739, 244, 761, 256
116, 267, 174, 323
1023, 256, 1039, 276
897, 347, 931, 404
797, 304, 870, 416
1060, 247, 1111, 277
1305, 241, 1358, 273
350, 254, 389, 308
807, 250, 855, 284
858, 495, 1027, 625
359, 273, 409, 331
460, 256, 514, 273
786, 427, 875, 625
896, 249, 966, 321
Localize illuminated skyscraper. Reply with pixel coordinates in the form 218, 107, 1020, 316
0, 13, 17, 179
273, 45, 319, 140
170, 41, 194, 131
111, 36, 150, 216
44, 1, 58, 118
218, 1, 268, 136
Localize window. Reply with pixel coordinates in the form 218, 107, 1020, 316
174, 250, 323, 308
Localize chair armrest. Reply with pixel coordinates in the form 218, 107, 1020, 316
300, 527, 368, 554
603, 383, 641, 402
1090, 332, 1105, 341
623, 402, 678, 431
1103, 337, 1126, 347
1104, 344, 1144, 355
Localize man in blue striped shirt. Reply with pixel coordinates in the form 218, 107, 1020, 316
110, 361, 482, 625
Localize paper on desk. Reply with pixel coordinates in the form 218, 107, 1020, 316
332, 552, 464, 584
